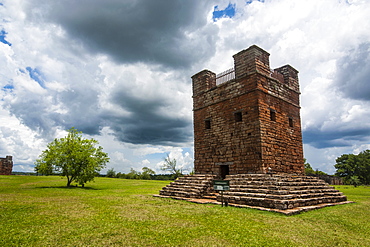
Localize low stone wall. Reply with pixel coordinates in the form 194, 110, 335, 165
307, 174, 344, 185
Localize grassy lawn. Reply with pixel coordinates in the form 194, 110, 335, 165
0, 176, 369, 246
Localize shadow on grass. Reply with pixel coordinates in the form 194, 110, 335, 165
37, 186, 100, 190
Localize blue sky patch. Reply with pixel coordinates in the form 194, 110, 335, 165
213, 3, 236, 21
2, 83, 14, 93
0, 30, 12, 46
26, 67, 46, 88
246, 0, 264, 4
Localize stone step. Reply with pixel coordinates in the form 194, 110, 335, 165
161, 187, 203, 193
227, 175, 326, 184
202, 194, 217, 200
168, 181, 213, 187
159, 190, 199, 198
177, 175, 216, 180
229, 180, 327, 186
159, 175, 216, 198
175, 178, 214, 183
223, 191, 344, 200
228, 186, 334, 193
219, 195, 347, 210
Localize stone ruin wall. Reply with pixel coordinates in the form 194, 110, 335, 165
0, 156, 13, 175
192, 45, 304, 177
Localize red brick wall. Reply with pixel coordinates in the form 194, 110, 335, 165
192, 45, 304, 177
0, 156, 13, 175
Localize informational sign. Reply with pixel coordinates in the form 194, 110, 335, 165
213, 180, 230, 191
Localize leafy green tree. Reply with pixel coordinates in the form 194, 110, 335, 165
357, 150, 370, 185
161, 154, 182, 179
304, 159, 327, 175
34, 128, 109, 187
335, 153, 359, 184
126, 168, 140, 179
106, 168, 116, 178
314, 169, 327, 176
335, 150, 370, 185
347, 175, 361, 187
304, 159, 315, 175
141, 167, 155, 180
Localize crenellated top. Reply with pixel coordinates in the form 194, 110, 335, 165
192, 45, 300, 109
233, 45, 271, 78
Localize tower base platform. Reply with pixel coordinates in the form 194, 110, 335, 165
155, 174, 353, 215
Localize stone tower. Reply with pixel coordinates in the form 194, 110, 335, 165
192, 45, 304, 178
0, 156, 13, 175
158, 45, 349, 215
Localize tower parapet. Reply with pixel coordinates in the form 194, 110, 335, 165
233, 45, 270, 78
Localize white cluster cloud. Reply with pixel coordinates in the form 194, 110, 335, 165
155, 148, 194, 174
1, 0, 370, 174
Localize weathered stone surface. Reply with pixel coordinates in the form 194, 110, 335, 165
159, 174, 216, 198
218, 174, 347, 210
0, 156, 13, 175
192, 45, 304, 177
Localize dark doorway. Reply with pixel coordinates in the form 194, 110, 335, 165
220, 165, 229, 179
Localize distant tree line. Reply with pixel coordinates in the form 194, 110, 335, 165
106, 155, 186, 181
105, 167, 181, 180
335, 150, 370, 186
304, 159, 328, 176
304, 159, 343, 185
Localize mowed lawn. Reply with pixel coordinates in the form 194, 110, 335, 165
0, 176, 369, 247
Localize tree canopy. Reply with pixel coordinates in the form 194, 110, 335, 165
161, 154, 183, 179
304, 159, 315, 175
304, 159, 327, 175
35, 128, 109, 187
335, 150, 370, 185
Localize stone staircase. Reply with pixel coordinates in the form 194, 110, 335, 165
159, 174, 217, 198
218, 174, 348, 210
156, 173, 351, 215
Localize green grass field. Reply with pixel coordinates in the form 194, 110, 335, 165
0, 175, 369, 247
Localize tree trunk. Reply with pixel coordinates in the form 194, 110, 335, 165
67, 176, 73, 187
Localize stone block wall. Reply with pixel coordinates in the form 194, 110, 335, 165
192, 45, 304, 178
0, 156, 13, 175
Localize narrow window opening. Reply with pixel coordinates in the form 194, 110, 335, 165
234, 112, 242, 122
205, 119, 211, 129
289, 117, 293, 127
270, 109, 276, 121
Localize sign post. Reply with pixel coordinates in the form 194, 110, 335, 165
213, 180, 230, 207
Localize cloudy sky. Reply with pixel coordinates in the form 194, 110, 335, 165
1, 0, 370, 175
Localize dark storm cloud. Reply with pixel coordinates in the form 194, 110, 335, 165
57, 88, 104, 136
26, 0, 217, 68
303, 126, 370, 149
5, 85, 104, 139
108, 89, 192, 145
5, 0, 217, 145
335, 43, 370, 101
